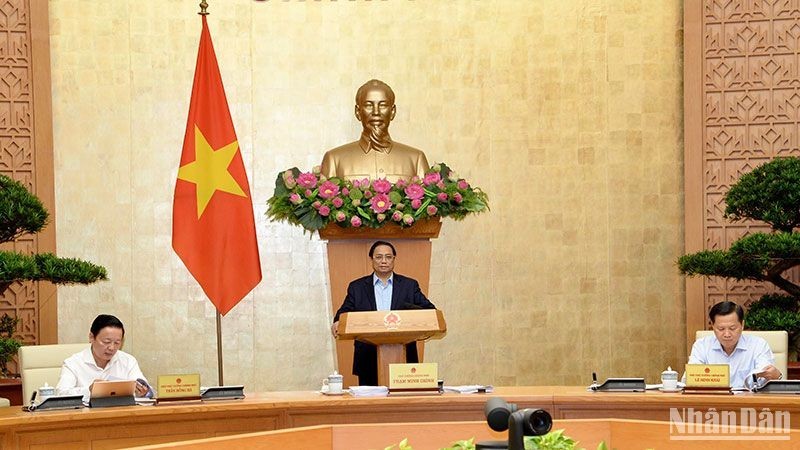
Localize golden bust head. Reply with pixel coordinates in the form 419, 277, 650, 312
354, 80, 396, 152
320, 80, 430, 182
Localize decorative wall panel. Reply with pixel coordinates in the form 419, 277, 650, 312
686, 0, 800, 333
0, 0, 56, 351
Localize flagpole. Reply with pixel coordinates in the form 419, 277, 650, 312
216, 311, 224, 385
197, 0, 223, 386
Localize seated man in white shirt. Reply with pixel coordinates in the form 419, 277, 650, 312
56, 314, 151, 401
687, 301, 782, 389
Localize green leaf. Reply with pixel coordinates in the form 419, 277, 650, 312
0, 175, 49, 244
725, 157, 800, 232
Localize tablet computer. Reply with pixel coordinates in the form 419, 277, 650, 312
90, 380, 136, 398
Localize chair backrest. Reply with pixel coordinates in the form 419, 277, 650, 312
18, 343, 87, 405
694, 330, 788, 378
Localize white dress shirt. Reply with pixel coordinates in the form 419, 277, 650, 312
686, 334, 777, 389
373, 273, 393, 311
56, 347, 148, 401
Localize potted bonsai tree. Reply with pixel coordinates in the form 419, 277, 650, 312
678, 157, 800, 354
0, 174, 107, 375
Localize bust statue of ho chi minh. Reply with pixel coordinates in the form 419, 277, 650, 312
320, 80, 429, 182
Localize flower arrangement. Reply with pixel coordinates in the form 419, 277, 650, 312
266, 162, 489, 232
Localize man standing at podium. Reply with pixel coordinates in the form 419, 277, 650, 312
331, 241, 436, 386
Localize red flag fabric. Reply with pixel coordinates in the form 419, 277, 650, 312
172, 16, 261, 315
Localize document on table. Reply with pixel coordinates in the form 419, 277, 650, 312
443, 385, 494, 394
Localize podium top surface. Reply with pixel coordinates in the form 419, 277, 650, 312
337, 309, 446, 345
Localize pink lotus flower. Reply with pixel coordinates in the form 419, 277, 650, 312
352, 179, 361, 188
332, 197, 344, 208
436, 180, 445, 189
304, 189, 314, 198
282, 170, 297, 188
452, 192, 463, 203
395, 179, 407, 189
372, 179, 392, 194
392, 211, 403, 222
370, 193, 392, 213
335, 211, 346, 222
318, 180, 340, 199
423, 172, 441, 186
457, 180, 469, 190
403, 214, 414, 225
319, 205, 331, 216
342, 188, 350, 196
404, 184, 425, 200
411, 199, 422, 209
361, 178, 369, 187
396, 203, 405, 210
436, 192, 449, 202
426, 205, 438, 215
312, 201, 321, 210
350, 216, 362, 227
411, 176, 421, 183
377, 213, 386, 222
297, 172, 318, 188
364, 190, 373, 199
289, 193, 302, 205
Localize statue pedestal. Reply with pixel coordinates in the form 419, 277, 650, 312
322, 218, 441, 387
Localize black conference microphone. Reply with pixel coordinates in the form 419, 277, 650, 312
25, 391, 36, 412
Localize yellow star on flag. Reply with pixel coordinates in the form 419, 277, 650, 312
178, 125, 247, 218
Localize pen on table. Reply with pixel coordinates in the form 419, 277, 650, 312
28, 391, 36, 408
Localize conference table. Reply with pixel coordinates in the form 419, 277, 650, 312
2, 386, 799, 449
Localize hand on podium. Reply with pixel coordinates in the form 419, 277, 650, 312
331, 321, 339, 339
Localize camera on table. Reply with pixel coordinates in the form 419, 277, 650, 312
477, 397, 553, 450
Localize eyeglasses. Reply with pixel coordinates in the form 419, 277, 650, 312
373, 255, 395, 261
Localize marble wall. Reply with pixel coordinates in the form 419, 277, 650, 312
50, 0, 684, 389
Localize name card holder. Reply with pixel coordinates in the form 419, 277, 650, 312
388, 363, 441, 395
155, 374, 202, 405
681, 385, 732, 395
201, 385, 245, 400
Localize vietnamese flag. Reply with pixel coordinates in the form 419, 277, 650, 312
172, 16, 261, 315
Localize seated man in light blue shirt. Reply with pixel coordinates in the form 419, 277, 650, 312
687, 301, 782, 389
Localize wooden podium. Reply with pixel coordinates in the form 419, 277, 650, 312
321, 218, 441, 388
337, 310, 447, 387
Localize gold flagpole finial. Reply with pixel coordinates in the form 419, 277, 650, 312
199, 1, 209, 15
